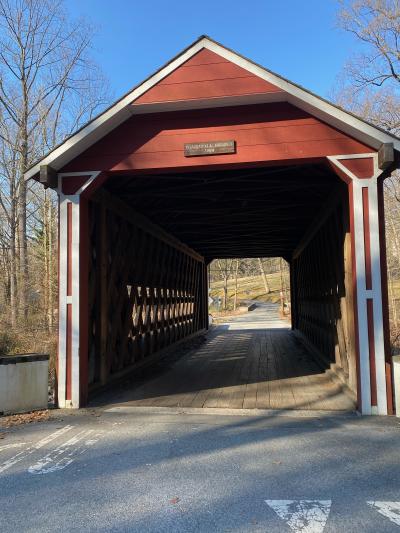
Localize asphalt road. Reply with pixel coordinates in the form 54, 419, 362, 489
1, 406, 400, 532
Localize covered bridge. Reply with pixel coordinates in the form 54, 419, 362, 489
26, 36, 400, 415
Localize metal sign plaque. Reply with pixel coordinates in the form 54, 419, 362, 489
184, 140, 236, 157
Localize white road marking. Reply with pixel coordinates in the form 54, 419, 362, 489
367, 501, 400, 525
0, 426, 73, 474
28, 429, 102, 475
0, 443, 28, 452
265, 500, 332, 533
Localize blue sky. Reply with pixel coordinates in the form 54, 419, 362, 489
67, 0, 359, 101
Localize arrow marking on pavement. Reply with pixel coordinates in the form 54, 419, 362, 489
367, 501, 400, 525
265, 500, 332, 533
28, 429, 102, 475
0, 425, 74, 474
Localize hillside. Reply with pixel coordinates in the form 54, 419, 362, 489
209, 271, 289, 310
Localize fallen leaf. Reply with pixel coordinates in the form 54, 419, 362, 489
169, 497, 180, 504
0, 410, 50, 428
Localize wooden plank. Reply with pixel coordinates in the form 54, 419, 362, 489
215, 336, 249, 409
242, 334, 261, 409
135, 56, 281, 102
108, 322, 356, 412
281, 333, 312, 410
292, 192, 341, 259
64, 102, 373, 174
188, 333, 227, 407
202, 335, 243, 408
97, 189, 204, 262
267, 331, 286, 409
99, 202, 109, 384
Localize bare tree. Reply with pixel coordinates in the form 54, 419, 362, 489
217, 259, 234, 310
0, 0, 109, 326
338, 0, 400, 90
258, 258, 270, 295
233, 259, 239, 310
337, 0, 400, 350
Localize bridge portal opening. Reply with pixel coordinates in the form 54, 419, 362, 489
27, 38, 398, 414
82, 164, 357, 411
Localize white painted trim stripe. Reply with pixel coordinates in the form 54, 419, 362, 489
71, 197, 80, 408
58, 171, 101, 196
57, 171, 101, 408
24, 39, 207, 180
328, 153, 388, 415
58, 196, 68, 407
353, 179, 372, 414
368, 183, 387, 414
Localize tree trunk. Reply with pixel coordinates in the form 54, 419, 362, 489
279, 257, 285, 315
9, 196, 17, 328
223, 269, 228, 311
43, 191, 54, 332
233, 259, 239, 310
217, 259, 230, 311
258, 258, 270, 294
48, 198, 54, 331
18, 102, 29, 323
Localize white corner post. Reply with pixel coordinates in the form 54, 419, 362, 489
57, 171, 102, 408
328, 154, 390, 415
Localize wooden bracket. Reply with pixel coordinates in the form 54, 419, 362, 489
40, 165, 58, 188
378, 143, 395, 171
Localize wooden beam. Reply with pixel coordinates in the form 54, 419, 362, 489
99, 201, 109, 385
40, 165, 58, 188
292, 191, 342, 259
378, 143, 395, 170
94, 189, 204, 262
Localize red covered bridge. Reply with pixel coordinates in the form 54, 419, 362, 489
26, 36, 400, 415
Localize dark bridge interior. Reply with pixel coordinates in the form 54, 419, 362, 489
105, 164, 342, 259
87, 162, 356, 406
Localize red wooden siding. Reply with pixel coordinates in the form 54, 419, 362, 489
134, 49, 283, 104
367, 298, 378, 406
62, 103, 375, 174
66, 202, 72, 297
362, 187, 372, 290
62, 175, 89, 195
66, 303, 72, 401
340, 157, 374, 179
79, 198, 89, 406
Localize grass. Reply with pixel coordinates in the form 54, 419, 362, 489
209, 271, 289, 312
389, 279, 400, 298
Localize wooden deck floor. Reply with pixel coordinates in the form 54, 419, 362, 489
100, 304, 356, 411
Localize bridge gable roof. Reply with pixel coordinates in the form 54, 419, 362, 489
25, 35, 400, 181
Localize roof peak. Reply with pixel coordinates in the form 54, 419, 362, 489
25, 36, 400, 181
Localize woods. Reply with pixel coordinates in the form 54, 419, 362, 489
209, 258, 290, 314
0, 0, 108, 355
337, 0, 400, 352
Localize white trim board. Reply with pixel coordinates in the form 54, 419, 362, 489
24, 36, 400, 181
328, 153, 387, 415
